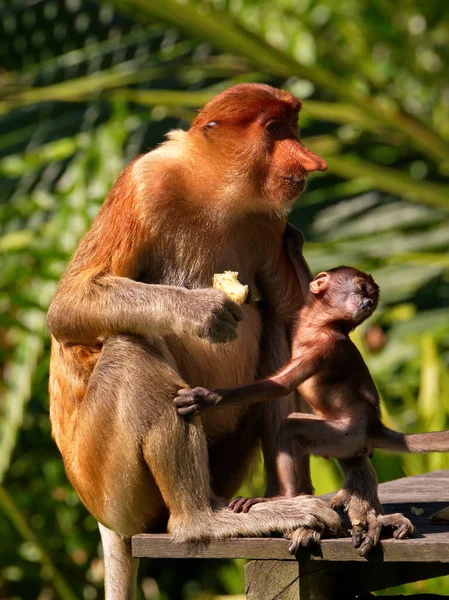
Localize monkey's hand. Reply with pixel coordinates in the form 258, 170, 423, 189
174, 387, 221, 417
185, 289, 243, 343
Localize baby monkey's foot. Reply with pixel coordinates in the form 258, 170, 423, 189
329, 488, 381, 557
378, 512, 415, 539
228, 496, 283, 513
329, 490, 414, 557
174, 387, 220, 417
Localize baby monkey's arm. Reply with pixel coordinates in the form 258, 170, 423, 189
174, 355, 316, 418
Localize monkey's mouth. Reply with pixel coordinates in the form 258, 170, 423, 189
281, 175, 306, 190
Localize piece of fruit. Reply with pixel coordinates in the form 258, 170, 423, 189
213, 271, 249, 305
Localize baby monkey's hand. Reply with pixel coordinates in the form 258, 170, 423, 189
175, 387, 221, 417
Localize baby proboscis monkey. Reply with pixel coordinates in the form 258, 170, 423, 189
176, 266, 449, 555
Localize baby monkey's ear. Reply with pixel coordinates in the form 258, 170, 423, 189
309, 272, 330, 295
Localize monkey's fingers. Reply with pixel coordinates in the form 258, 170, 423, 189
378, 513, 415, 539
222, 299, 244, 322
200, 320, 239, 344
176, 404, 200, 417
174, 387, 219, 414
174, 393, 197, 406
216, 303, 243, 327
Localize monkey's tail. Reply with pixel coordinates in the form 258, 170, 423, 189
374, 425, 449, 454
171, 495, 345, 543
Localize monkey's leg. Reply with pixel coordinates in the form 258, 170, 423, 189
230, 415, 363, 512
73, 335, 186, 598
330, 456, 414, 557
99, 524, 138, 600
83, 336, 343, 549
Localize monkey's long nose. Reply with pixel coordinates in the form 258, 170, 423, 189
298, 144, 328, 173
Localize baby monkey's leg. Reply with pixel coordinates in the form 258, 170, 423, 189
230, 414, 364, 514
238, 415, 360, 551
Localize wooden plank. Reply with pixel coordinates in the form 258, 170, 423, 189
132, 527, 449, 562
132, 470, 449, 561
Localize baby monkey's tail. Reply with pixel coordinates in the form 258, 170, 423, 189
374, 426, 449, 454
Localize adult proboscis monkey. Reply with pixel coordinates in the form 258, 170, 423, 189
47, 84, 344, 598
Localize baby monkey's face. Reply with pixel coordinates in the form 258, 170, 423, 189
309, 267, 379, 327
339, 275, 379, 324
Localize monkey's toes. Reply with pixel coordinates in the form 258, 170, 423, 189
352, 513, 381, 557
358, 536, 377, 557
328, 489, 350, 511
306, 498, 346, 538
379, 513, 415, 539
285, 527, 321, 554
228, 496, 273, 513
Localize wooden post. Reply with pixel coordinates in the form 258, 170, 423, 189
244, 561, 353, 600
244, 560, 449, 600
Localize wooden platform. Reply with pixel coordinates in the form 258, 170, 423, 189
132, 470, 449, 598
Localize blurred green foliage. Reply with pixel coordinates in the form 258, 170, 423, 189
1, 0, 449, 597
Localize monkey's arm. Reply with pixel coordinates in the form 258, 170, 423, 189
175, 355, 316, 417
284, 223, 312, 300
47, 275, 242, 345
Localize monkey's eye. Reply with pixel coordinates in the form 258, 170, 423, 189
358, 282, 368, 294
266, 121, 281, 134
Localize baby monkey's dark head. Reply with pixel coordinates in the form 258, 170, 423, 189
308, 266, 379, 329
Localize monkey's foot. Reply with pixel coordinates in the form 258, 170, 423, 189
228, 496, 282, 513
329, 490, 414, 557
284, 526, 324, 554
284, 501, 350, 555
329, 489, 381, 556
378, 512, 415, 539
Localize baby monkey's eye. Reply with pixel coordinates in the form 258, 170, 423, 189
358, 282, 368, 294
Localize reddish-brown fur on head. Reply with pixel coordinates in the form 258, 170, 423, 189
307, 266, 379, 330
190, 84, 301, 130
185, 83, 327, 216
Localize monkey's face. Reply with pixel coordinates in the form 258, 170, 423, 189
310, 267, 379, 328
337, 276, 380, 325
189, 84, 327, 215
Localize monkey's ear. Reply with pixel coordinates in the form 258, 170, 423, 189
309, 272, 329, 295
